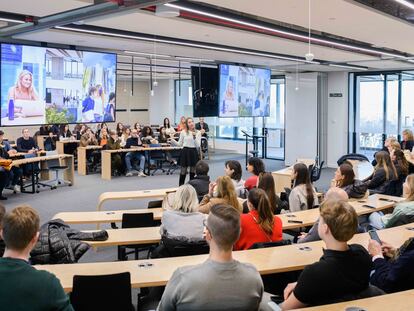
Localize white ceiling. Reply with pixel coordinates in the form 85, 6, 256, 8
2, 0, 414, 77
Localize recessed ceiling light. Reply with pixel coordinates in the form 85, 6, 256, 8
394, 0, 414, 10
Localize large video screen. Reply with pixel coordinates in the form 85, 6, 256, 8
1, 43, 117, 126
219, 64, 270, 117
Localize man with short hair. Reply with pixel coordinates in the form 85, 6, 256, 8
0, 203, 5, 256
125, 129, 147, 177
281, 200, 371, 310
0, 130, 22, 195
188, 160, 210, 200
298, 187, 349, 243
195, 117, 209, 138
16, 128, 38, 154
0, 205, 73, 310
158, 204, 263, 311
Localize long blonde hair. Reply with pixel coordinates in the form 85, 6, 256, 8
172, 184, 199, 213
403, 129, 414, 141
404, 174, 414, 201
216, 176, 240, 211
14, 70, 38, 100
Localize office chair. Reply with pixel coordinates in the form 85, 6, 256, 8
70, 272, 134, 311
117, 213, 156, 261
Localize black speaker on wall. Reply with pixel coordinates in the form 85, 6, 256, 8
191, 66, 219, 117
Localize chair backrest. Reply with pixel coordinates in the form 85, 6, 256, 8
122, 213, 155, 228
311, 161, 324, 182
148, 200, 163, 208
152, 236, 210, 258
332, 285, 385, 305
337, 153, 369, 166
70, 272, 134, 311
249, 239, 292, 249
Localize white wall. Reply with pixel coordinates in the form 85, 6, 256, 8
285, 72, 319, 166
326, 71, 349, 167
149, 79, 175, 126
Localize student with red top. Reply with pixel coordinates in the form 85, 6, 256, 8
244, 157, 265, 190
235, 188, 282, 250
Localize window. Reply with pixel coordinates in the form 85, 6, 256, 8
351, 71, 414, 159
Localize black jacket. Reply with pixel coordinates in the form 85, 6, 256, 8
401, 140, 414, 151
125, 136, 142, 149
342, 180, 368, 199
364, 167, 396, 195
188, 175, 210, 201
195, 122, 209, 137
370, 238, 414, 293
30, 219, 108, 264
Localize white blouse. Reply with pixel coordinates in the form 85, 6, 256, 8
172, 130, 201, 148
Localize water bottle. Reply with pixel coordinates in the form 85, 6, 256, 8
8, 99, 14, 121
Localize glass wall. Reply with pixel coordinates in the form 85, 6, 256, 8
174, 76, 286, 160
351, 71, 414, 159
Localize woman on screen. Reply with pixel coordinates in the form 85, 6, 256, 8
8, 70, 39, 101
93, 84, 105, 122
103, 92, 115, 122
221, 76, 237, 116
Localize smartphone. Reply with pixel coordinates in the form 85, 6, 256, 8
270, 296, 284, 304
362, 204, 376, 209
368, 230, 382, 244
379, 198, 396, 203
288, 220, 303, 224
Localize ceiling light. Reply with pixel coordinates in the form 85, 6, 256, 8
56, 25, 318, 64
394, 0, 414, 10
175, 56, 215, 62
155, 4, 180, 17
0, 17, 26, 24
124, 50, 172, 58
165, 3, 407, 59
328, 63, 368, 71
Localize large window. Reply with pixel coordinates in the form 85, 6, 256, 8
174, 76, 285, 160
351, 71, 414, 159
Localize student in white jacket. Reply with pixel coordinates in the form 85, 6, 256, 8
288, 163, 319, 212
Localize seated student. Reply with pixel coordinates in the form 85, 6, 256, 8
392, 148, 411, 181
245, 157, 265, 191
225, 160, 246, 197
157, 127, 176, 164
288, 163, 319, 212
98, 127, 109, 147
116, 122, 124, 137
16, 128, 38, 154
195, 117, 209, 138
258, 172, 288, 214
401, 129, 414, 151
199, 176, 243, 214
363, 151, 397, 194
332, 163, 368, 199
120, 127, 131, 148
372, 136, 397, 166
0, 205, 73, 310
387, 140, 401, 155
0, 130, 22, 194
80, 128, 100, 170
59, 124, 73, 141
235, 188, 282, 250
297, 187, 348, 244
188, 160, 210, 200
106, 130, 123, 175
141, 126, 158, 144
158, 204, 263, 310
163, 118, 176, 137
368, 236, 414, 293
368, 174, 414, 229
281, 200, 371, 310
160, 184, 206, 241
124, 129, 146, 177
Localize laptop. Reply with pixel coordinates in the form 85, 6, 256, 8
15, 100, 45, 117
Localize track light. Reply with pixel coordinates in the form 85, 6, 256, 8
394, 0, 414, 10
328, 63, 368, 71
165, 3, 408, 59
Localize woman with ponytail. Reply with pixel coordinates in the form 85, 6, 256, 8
234, 188, 282, 250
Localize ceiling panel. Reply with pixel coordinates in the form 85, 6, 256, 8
0, 0, 92, 17
199, 0, 414, 54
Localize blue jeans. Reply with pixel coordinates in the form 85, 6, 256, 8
368, 212, 385, 230
125, 151, 145, 172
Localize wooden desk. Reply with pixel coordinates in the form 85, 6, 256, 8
77, 145, 103, 175
78, 194, 403, 249
271, 159, 315, 194
295, 289, 414, 311
12, 154, 74, 193
36, 223, 414, 292
36, 135, 48, 150
101, 146, 182, 180
97, 187, 177, 211
53, 208, 164, 224
56, 140, 80, 155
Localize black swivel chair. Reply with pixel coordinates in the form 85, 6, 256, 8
117, 213, 156, 261
249, 240, 292, 249
310, 161, 324, 183
70, 272, 134, 311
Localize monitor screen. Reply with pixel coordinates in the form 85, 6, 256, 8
218, 64, 270, 117
191, 66, 218, 117
0, 43, 117, 126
